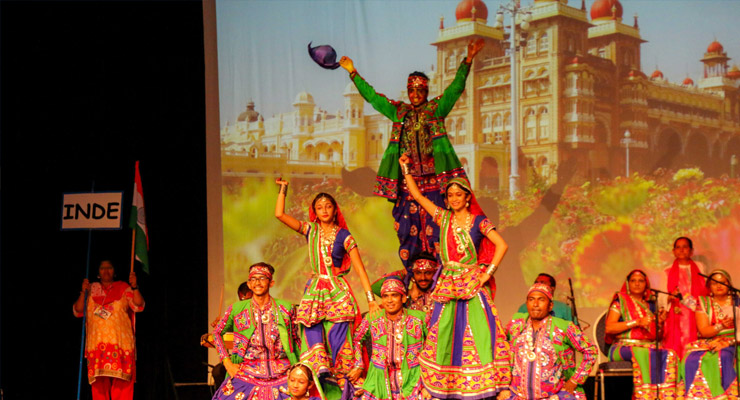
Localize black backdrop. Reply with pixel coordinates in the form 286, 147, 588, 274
1, 1, 209, 399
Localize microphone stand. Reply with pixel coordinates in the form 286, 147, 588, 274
568, 278, 581, 328
699, 273, 740, 398
647, 292, 660, 400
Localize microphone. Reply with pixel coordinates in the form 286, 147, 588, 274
651, 288, 682, 300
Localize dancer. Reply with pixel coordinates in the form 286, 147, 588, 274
338, 39, 484, 270
399, 155, 510, 399
73, 260, 145, 400
349, 276, 427, 400
371, 252, 439, 316
283, 363, 325, 400
662, 237, 708, 359
605, 269, 676, 400
502, 284, 596, 400
275, 179, 379, 398
515, 273, 573, 322
680, 269, 739, 399
211, 262, 298, 400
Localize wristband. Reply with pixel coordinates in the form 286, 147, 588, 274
365, 291, 375, 303
626, 320, 637, 328
279, 184, 288, 195
485, 264, 498, 276
401, 163, 412, 176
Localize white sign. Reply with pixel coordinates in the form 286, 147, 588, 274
61, 192, 123, 230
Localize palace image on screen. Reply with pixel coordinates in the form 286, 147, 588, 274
213, 0, 740, 324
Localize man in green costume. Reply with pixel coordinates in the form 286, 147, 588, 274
212, 262, 299, 400
348, 276, 428, 400
339, 39, 484, 272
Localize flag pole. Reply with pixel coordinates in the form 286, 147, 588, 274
130, 228, 136, 274
77, 181, 95, 400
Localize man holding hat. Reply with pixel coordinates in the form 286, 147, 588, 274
500, 284, 596, 400
348, 277, 428, 400
212, 262, 299, 400
338, 39, 484, 271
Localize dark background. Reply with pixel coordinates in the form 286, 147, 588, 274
1, 1, 210, 399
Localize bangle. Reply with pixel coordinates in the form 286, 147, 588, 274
715, 323, 723, 332
131, 286, 139, 291
485, 264, 497, 276
278, 184, 288, 195
401, 163, 412, 176
365, 291, 375, 303
626, 320, 637, 328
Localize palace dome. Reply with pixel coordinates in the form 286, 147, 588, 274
455, 0, 488, 22
682, 77, 694, 86
651, 69, 664, 79
293, 91, 315, 105
728, 65, 740, 80
707, 40, 724, 54
591, 0, 623, 21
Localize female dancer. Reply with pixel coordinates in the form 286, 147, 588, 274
398, 154, 510, 399
284, 363, 325, 400
605, 269, 676, 399
681, 269, 739, 399
662, 237, 708, 359
275, 179, 379, 398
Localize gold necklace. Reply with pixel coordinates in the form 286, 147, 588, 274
320, 224, 338, 267
451, 212, 472, 254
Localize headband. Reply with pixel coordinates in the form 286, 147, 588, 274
407, 75, 429, 90
528, 283, 553, 301
249, 266, 273, 281
412, 258, 438, 272
381, 277, 407, 296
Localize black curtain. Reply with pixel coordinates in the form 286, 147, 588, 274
1, 1, 209, 399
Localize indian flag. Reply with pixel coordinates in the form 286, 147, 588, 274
130, 161, 150, 273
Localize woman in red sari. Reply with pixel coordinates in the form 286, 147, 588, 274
662, 237, 708, 359
605, 269, 675, 399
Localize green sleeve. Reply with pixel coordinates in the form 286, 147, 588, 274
352, 73, 401, 122
434, 61, 471, 117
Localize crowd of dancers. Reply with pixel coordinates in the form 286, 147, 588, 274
74, 39, 740, 400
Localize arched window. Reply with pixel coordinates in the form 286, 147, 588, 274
539, 33, 549, 54
483, 115, 491, 132
527, 35, 536, 56
525, 108, 536, 139
538, 107, 549, 140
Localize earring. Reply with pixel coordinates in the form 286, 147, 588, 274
447, 202, 451, 209
466, 201, 470, 208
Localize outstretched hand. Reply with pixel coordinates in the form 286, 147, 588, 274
339, 56, 355, 74
466, 38, 485, 62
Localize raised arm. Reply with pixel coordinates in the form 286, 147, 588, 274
349, 247, 381, 315
466, 38, 484, 63
275, 178, 301, 232
341, 56, 399, 121
399, 154, 439, 216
